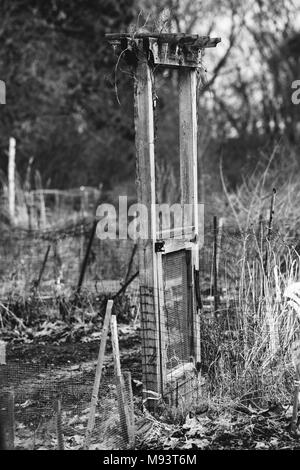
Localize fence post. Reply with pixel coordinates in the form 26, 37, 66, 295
0, 391, 15, 450
77, 220, 97, 295
56, 398, 64, 450
213, 216, 219, 318
8, 137, 16, 225
123, 371, 135, 448
35, 170, 47, 229
0, 341, 6, 365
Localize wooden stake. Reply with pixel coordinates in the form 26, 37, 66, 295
35, 171, 47, 229
0, 391, 14, 450
111, 314, 131, 445
123, 371, 135, 448
216, 217, 224, 273
8, 137, 16, 225
84, 299, 113, 450
77, 220, 97, 295
56, 398, 64, 450
0, 341, 6, 365
213, 216, 219, 318
24, 157, 34, 230
113, 271, 139, 300
35, 244, 51, 291
291, 380, 300, 434
291, 339, 300, 434
124, 244, 137, 285
264, 188, 276, 277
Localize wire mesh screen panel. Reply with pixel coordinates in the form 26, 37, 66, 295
162, 250, 191, 370
161, 249, 201, 409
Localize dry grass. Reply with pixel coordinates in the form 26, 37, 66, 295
201, 145, 300, 408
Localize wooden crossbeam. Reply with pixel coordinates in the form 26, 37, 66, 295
105, 32, 221, 68
105, 32, 221, 48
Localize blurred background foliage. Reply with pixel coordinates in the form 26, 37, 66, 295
0, 0, 299, 201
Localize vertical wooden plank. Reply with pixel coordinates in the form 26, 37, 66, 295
110, 314, 131, 445
34, 171, 47, 229
178, 68, 201, 363
0, 341, 6, 365
179, 69, 198, 236
77, 219, 97, 295
156, 252, 167, 395
8, 137, 16, 225
0, 391, 14, 450
134, 45, 160, 403
123, 371, 135, 448
84, 299, 113, 449
56, 398, 64, 450
213, 215, 219, 317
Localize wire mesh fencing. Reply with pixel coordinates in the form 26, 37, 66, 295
1, 218, 300, 449
138, 220, 300, 414
0, 221, 139, 297
0, 358, 142, 450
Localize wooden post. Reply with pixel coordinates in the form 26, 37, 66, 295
291, 379, 300, 434
134, 48, 160, 403
290, 338, 300, 434
110, 314, 131, 446
178, 68, 201, 363
123, 371, 135, 448
77, 219, 97, 295
35, 244, 51, 291
0, 341, 6, 365
0, 391, 14, 450
84, 299, 113, 449
56, 399, 64, 450
35, 170, 47, 229
213, 215, 219, 317
264, 188, 276, 277
217, 217, 224, 273
124, 244, 137, 285
8, 137, 16, 225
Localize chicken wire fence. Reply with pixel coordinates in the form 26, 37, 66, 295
139, 220, 300, 410
1, 217, 296, 298
0, 221, 140, 329
0, 220, 139, 297
0, 361, 139, 450
1, 219, 300, 449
